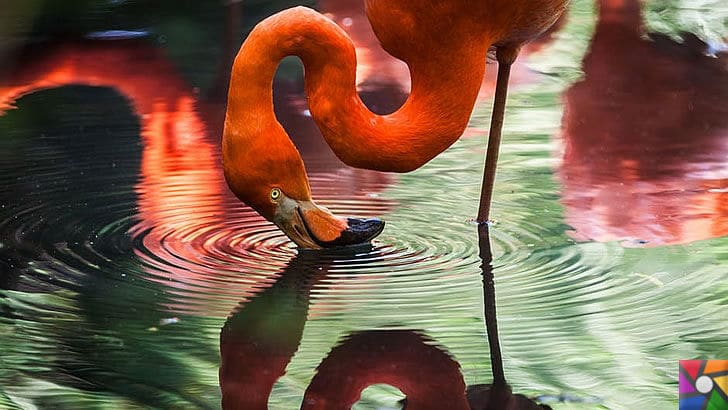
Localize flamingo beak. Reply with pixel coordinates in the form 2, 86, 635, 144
273, 196, 384, 249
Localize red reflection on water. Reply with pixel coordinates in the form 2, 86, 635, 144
0, 39, 225, 239
560, 0, 728, 246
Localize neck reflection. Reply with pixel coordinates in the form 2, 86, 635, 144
219, 249, 335, 409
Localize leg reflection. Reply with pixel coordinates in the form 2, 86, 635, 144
468, 224, 552, 410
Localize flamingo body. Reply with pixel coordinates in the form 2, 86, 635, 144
224, 1, 569, 247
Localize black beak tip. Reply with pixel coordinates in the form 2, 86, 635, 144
346, 217, 385, 240
315, 217, 385, 248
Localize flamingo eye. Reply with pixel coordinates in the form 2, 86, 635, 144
270, 188, 282, 201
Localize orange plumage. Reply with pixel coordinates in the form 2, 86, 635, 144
224, 1, 569, 248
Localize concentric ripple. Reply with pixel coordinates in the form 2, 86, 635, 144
128, 162, 401, 316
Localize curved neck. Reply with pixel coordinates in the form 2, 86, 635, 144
225, 7, 491, 173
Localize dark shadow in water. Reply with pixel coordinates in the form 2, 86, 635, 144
560, 0, 728, 246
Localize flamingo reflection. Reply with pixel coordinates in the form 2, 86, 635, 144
560, 0, 728, 246
219, 248, 470, 409
303, 330, 469, 410
219, 229, 553, 409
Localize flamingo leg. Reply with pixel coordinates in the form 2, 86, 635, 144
478, 223, 506, 386
477, 46, 520, 223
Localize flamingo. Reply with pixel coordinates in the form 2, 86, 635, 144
223, 0, 569, 248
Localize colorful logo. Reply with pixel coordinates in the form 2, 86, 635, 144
679, 360, 728, 409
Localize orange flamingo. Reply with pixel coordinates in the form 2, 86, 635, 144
223, 1, 569, 248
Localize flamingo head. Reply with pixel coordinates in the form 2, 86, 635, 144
222, 123, 384, 249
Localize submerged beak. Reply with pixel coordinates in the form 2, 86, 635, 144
274, 197, 384, 249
